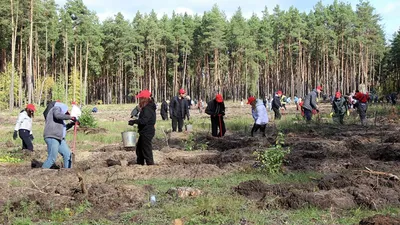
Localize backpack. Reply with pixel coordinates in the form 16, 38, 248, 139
43, 101, 56, 120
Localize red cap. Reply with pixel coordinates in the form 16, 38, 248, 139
136, 90, 151, 98
179, 89, 186, 94
335, 92, 341, 98
247, 96, 256, 104
71, 101, 77, 105
317, 86, 323, 91
56, 99, 61, 102
26, 104, 36, 112
277, 90, 283, 95
216, 94, 223, 103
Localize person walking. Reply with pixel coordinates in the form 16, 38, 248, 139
14, 104, 36, 152
42, 102, 77, 169
160, 99, 168, 120
128, 90, 157, 165
205, 94, 226, 137
331, 91, 348, 124
247, 96, 269, 137
271, 90, 283, 120
353, 85, 369, 126
302, 86, 323, 122
169, 89, 190, 132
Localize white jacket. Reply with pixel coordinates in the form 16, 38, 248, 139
252, 99, 269, 125
14, 111, 33, 134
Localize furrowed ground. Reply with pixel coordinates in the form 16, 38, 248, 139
0, 102, 400, 225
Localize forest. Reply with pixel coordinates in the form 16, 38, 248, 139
0, 0, 399, 109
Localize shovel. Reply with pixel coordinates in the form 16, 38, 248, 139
71, 121, 78, 167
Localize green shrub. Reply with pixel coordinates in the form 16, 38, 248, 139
254, 132, 290, 174
78, 108, 97, 128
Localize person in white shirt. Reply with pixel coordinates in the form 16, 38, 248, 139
14, 104, 36, 151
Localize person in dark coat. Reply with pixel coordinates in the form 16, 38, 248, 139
169, 89, 190, 132
331, 91, 348, 124
271, 90, 283, 120
128, 90, 156, 165
205, 94, 226, 137
353, 85, 369, 126
390, 92, 397, 105
160, 100, 168, 120
302, 86, 322, 122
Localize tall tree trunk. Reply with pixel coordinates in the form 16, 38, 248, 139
84, 42, 89, 105
27, 0, 34, 103
9, 0, 19, 111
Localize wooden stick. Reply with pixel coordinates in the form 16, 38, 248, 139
360, 167, 399, 181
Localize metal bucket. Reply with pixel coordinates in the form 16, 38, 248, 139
121, 131, 137, 147
186, 124, 193, 132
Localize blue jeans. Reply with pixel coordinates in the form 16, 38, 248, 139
42, 138, 72, 168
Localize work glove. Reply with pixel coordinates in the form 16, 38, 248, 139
71, 117, 77, 122
329, 112, 334, 118
316, 109, 320, 113
347, 111, 350, 116
13, 131, 18, 140
128, 120, 138, 126
30, 134, 34, 140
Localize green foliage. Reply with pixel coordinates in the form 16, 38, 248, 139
78, 108, 97, 128
254, 132, 290, 174
0, 154, 23, 163
0, 63, 19, 109
184, 133, 195, 151
68, 67, 82, 104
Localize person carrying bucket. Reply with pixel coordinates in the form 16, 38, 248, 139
128, 90, 157, 165
205, 93, 226, 137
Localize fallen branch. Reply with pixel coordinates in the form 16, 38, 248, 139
29, 178, 48, 194
360, 167, 399, 181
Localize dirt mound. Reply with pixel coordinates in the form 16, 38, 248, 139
384, 135, 400, 143
235, 171, 400, 210
370, 144, 400, 161
205, 136, 254, 152
359, 214, 400, 225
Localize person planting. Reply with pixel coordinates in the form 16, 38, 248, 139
271, 90, 283, 120
353, 84, 369, 126
169, 89, 190, 132
205, 93, 226, 137
42, 102, 77, 169
331, 91, 348, 125
13, 104, 36, 152
247, 96, 269, 137
128, 90, 157, 165
302, 86, 323, 122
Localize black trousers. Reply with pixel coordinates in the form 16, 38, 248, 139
19, 129, 33, 151
172, 116, 184, 132
211, 115, 226, 137
136, 134, 154, 165
161, 113, 168, 120
251, 124, 266, 137
358, 103, 368, 124
304, 108, 312, 121
273, 108, 281, 120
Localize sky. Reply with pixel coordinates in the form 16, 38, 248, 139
54, 0, 399, 42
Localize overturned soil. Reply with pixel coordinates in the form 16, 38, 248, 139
359, 214, 400, 225
1, 104, 400, 223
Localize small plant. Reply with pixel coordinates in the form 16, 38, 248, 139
184, 133, 196, 151
0, 155, 23, 163
254, 132, 290, 174
78, 108, 98, 128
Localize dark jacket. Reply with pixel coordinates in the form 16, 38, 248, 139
137, 102, 156, 137
302, 90, 318, 111
169, 96, 190, 119
205, 100, 225, 116
161, 100, 168, 116
332, 97, 348, 115
271, 94, 282, 109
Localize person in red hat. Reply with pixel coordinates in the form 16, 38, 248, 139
353, 84, 369, 126
13, 104, 36, 151
128, 90, 157, 165
271, 91, 283, 120
302, 86, 323, 122
331, 91, 348, 124
205, 93, 226, 137
169, 88, 190, 132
